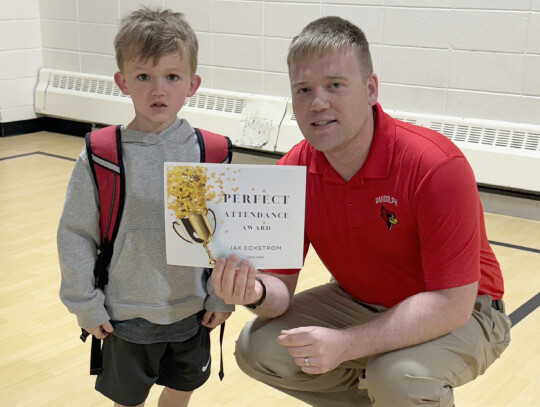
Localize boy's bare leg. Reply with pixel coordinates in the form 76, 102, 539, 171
158, 388, 193, 407
110, 388, 192, 407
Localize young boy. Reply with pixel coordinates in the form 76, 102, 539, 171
58, 8, 233, 407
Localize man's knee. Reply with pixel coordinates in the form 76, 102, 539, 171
364, 355, 454, 407
235, 317, 301, 381
234, 318, 261, 376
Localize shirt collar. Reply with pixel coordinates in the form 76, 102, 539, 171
121, 118, 185, 145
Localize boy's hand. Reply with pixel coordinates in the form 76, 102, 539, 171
202, 311, 232, 329
85, 321, 114, 339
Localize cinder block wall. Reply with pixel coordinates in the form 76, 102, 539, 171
2, 0, 540, 126
0, 0, 41, 123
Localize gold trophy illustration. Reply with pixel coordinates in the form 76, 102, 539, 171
172, 209, 217, 265
167, 165, 220, 265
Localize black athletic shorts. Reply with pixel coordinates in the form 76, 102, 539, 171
95, 325, 211, 406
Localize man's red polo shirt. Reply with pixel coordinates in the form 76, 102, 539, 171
271, 103, 504, 308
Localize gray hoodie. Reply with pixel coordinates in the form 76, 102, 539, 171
58, 119, 233, 330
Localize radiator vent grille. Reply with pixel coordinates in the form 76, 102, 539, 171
34, 68, 540, 194
393, 115, 540, 152
51, 73, 127, 98
287, 110, 540, 152
184, 93, 245, 114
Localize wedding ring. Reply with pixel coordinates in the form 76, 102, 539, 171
305, 357, 310, 367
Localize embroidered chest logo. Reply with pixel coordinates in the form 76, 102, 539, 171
375, 195, 399, 231
380, 205, 398, 231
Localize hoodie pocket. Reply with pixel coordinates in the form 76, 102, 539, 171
108, 229, 194, 306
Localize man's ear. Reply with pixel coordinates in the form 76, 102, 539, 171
367, 73, 378, 107
114, 72, 130, 95
187, 74, 201, 97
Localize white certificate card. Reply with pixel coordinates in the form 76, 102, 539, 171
164, 162, 306, 269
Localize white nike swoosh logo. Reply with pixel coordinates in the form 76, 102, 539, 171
202, 357, 211, 372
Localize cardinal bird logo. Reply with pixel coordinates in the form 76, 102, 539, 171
380, 205, 398, 231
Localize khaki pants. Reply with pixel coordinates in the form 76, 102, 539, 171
235, 282, 511, 407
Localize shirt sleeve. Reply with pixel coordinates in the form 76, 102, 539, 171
57, 149, 110, 329
205, 277, 235, 312
414, 156, 481, 291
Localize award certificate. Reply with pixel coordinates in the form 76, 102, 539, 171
164, 163, 306, 269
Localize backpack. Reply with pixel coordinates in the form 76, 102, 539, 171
80, 125, 232, 377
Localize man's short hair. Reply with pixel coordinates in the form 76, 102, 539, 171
114, 7, 198, 74
287, 16, 373, 80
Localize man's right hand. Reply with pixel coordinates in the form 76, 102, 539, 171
85, 321, 114, 339
211, 255, 261, 306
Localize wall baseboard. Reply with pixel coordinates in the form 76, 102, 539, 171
0, 117, 91, 137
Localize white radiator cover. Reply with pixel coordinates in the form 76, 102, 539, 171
35, 68, 540, 194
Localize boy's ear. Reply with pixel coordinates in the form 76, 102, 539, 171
187, 74, 201, 98
114, 72, 130, 95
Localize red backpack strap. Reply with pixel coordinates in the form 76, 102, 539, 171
85, 125, 125, 248
83, 125, 125, 376
195, 128, 233, 163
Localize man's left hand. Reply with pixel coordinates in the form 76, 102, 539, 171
277, 326, 348, 374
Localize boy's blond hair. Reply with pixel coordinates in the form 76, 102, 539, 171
114, 7, 198, 74
287, 16, 373, 81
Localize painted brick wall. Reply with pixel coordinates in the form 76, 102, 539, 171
2, 0, 540, 125
0, 0, 41, 123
